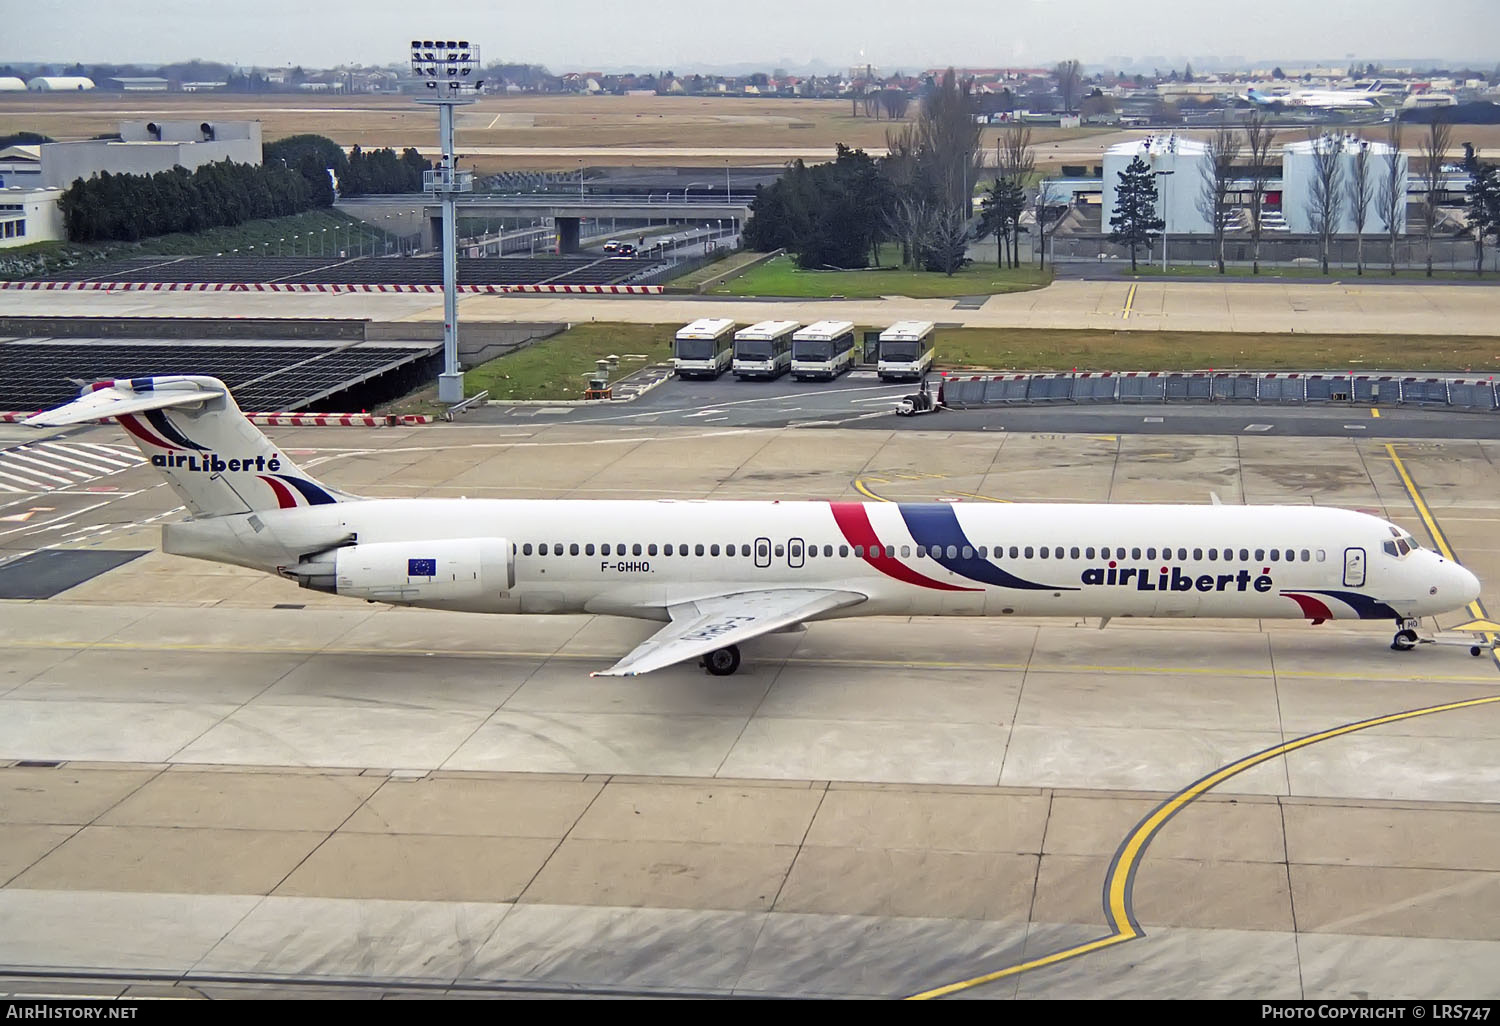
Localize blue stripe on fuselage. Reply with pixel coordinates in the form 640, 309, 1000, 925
1300, 589, 1401, 620
897, 503, 1076, 591
273, 474, 338, 506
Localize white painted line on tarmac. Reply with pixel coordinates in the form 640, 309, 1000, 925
0, 469, 47, 489
1, 454, 77, 482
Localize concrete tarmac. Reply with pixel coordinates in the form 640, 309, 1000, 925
1, 422, 1498, 999
4, 276, 1500, 335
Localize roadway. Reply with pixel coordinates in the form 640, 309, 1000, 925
4, 278, 1500, 335
1, 417, 1498, 998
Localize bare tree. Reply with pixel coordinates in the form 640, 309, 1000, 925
882, 124, 922, 266
1244, 110, 1277, 274
1196, 120, 1243, 273
880, 89, 909, 120
1417, 114, 1452, 276
916, 68, 982, 232
1032, 183, 1060, 269
929, 202, 971, 275
995, 121, 1034, 267
1379, 116, 1405, 274
883, 191, 935, 270
1346, 136, 1374, 275
1305, 131, 1345, 274
1053, 59, 1082, 113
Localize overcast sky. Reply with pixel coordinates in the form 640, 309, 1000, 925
6, 0, 1498, 72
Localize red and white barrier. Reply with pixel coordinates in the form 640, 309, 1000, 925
3, 411, 431, 426
0, 281, 664, 295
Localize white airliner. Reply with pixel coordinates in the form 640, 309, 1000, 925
26, 376, 1484, 675
1243, 84, 1385, 112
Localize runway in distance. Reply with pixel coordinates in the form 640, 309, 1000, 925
27, 376, 1484, 676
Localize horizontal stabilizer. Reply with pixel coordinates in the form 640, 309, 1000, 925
25, 378, 225, 428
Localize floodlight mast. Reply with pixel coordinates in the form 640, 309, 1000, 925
410, 39, 481, 404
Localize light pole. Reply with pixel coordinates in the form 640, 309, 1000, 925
724, 160, 730, 201
1153, 169, 1174, 272
411, 37, 481, 404
578, 159, 583, 199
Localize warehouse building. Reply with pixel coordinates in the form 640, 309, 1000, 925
1281, 133, 1406, 235
1101, 134, 1214, 234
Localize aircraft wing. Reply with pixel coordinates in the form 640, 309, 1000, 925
591, 588, 867, 677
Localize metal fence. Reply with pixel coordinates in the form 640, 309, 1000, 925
936, 371, 1500, 412
1036, 234, 1482, 272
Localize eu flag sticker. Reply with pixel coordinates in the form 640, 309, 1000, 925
407, 558, 437, 577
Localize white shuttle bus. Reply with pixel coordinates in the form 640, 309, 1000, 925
790, 320, 857, 381
877, 320, 936, 381
732, 320, 799, 380
673, 318, 737, 379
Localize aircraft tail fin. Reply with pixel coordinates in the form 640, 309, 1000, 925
25, 375, 357, 518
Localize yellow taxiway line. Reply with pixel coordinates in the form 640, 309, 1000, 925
907, 446, 1500, 998
1122, 283, 1138, 319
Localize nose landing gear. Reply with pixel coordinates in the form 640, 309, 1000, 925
1389, 616, 1491, 656
699, 644, 741, 676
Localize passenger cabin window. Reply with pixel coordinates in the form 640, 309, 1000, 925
523, 543, 533, 555
633, 543, 643, 556
710, 544, 720, 556
1131, 548, 1141, 559
1010, 546, 1019, 558
586, 543, 595, 556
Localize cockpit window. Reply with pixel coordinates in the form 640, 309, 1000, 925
1383, 540, 1399, 557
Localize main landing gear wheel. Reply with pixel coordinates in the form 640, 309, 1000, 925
700, 645, 741, 677
1391, 629, 1419, 651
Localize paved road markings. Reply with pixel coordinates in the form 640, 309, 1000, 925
905, 446, 1500, 999
0, 443, 144, 495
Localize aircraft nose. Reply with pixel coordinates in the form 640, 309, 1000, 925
1459, 565, 1482, 605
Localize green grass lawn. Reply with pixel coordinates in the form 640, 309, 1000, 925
453, 323, 1500, 403
715, 252, 1052, 298
938, 328, 1500, 373
461, 323, 673, 401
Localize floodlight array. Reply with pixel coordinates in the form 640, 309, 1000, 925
409, 39, 482, 93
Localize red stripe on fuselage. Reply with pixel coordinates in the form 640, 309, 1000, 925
116, 413, 180, 451
258, 475, 297, 509
829, 502, 978, 592
1283, 592, 1335, 621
